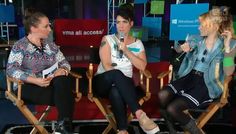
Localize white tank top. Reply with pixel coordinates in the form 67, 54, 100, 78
96, 34, 144, 78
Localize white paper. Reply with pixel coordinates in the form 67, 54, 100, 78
42, 62, 58, 78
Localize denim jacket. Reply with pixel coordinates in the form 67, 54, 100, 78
177, 35, 224, 99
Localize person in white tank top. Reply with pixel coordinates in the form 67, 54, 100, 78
93, 3, 160, 134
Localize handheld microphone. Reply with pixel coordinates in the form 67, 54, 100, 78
175, 52, 185, 62
175, 34, 192, 62
119, 32, 124, 58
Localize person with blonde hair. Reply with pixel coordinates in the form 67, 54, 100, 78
158, 6, 236, 134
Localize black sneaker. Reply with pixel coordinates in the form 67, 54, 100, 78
54, 120, 73, 134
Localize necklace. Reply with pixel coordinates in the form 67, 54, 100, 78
26, 36, 45, 53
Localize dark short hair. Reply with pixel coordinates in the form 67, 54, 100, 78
116, 3, 134, 21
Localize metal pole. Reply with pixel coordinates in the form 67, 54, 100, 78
176, 0, 179, 4
21, 0, 24, 15
6, 22, 9, 45
107, 0, 109, 34
4, 0, 10, 44
144, 3, 146, 16
112, 0, 115, 34
0, 23, 3, 38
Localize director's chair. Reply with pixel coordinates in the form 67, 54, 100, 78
5, 71, 82, 134
157, 63, 233, 133
87, 63, 152, 134
184, 75, 232, 132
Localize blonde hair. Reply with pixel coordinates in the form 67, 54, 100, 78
211, 6, 234, 35
199, 6, 234, 35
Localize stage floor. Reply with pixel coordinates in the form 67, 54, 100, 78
2, 121, 236, 134
1, 97, 236, 134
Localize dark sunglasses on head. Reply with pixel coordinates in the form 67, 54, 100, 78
201, 49, 208, 63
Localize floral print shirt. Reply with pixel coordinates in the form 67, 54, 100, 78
6, 37, 70, 81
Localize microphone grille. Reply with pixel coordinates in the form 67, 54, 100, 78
120, 32, 124, 39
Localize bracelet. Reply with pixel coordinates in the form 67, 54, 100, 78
224, 47, 230, 53
64, 69, 68, 74
61, 68, 68, 75
223, 57, 234, 67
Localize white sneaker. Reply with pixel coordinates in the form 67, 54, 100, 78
138, 112, 160, 134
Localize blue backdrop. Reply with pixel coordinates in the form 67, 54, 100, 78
169, 3, 209, 41
0, 5, 15, 23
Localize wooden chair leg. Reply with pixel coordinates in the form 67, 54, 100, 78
6, 91, 49, 134
103, 124, 113, 134
93, 98, 117, 133
103, 114, 117, 133
30, 106, 51, 134
197, 104, 219, 128
106, 109, 117, 130
127, 113, 134, 123
17, 104, 49, 134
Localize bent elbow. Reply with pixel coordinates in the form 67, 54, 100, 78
141, 63, 147, 71
224, 68, 235, 76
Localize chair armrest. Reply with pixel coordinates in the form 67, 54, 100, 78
86, 63, 94, 102
157, 70, 171, 79
69, 71, 82, 102
157, 70, 172, 90
6, 76, 23, 84
69, 71, 82, 78
220, 75, 232, 104
142, 69, 152, 79
5, 76, 24, 103
157, 64, 173, 90
140, 69, 152, 101
224, 75, 232, 88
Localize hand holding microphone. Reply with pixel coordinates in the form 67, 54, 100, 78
175, 34, 195, 62
118, 32, 125, 58
180, 42, 191, 52
180, 34, 192, 52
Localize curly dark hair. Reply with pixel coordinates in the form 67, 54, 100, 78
116, 3, 134, 21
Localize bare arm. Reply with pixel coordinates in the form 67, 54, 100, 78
224, 46, 236, 76
118, 39, 147, 71
222, 30, 236, 76
123, 48, 147, 71
99, 36, 113, 71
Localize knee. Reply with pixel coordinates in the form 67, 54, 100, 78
53, 75, 69, 83
109, 86, 122, 99
158, 90, 166, 102
53, 76, 72, 90
166, 104, 178, 118
158, 87, 171, 107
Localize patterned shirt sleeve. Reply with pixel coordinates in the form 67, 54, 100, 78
54, 42, 71, 71
6, 44, 29, 81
